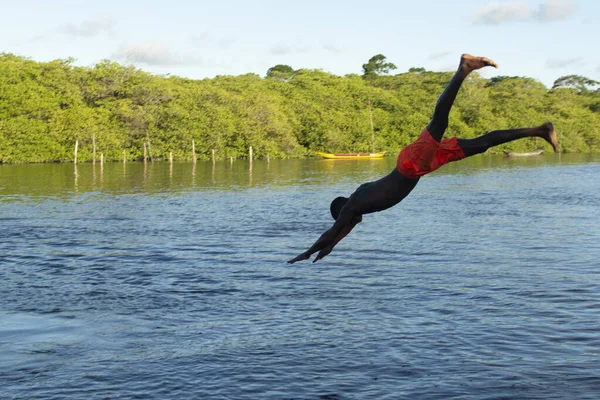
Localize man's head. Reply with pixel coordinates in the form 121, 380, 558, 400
330, 196, 349, 220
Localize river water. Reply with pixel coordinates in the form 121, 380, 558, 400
1, 154, 600, 399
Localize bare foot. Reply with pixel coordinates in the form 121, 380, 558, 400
460, 54, 498, 73
542, 122, 559, 152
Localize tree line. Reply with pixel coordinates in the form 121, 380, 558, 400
0, 53, 599, 163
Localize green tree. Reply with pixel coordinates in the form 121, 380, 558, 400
266, 64, 295, 81
552, 75, 600, 93
362, 54, 397, 79
0, 52, 599, 163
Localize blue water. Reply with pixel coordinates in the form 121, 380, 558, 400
1, 155, 600, 399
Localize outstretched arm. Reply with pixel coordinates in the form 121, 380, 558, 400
288, 169, 413, 264
312, 215, 361, 263
287, 214, 362, 264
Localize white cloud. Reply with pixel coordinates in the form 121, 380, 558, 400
323, 44, 341, 54
269, 43, 310, 55
268, 43, 340, 58
537, 0, 577, 22
190, 32, 234, 49
190, 32, 210, 46
472, 0, 576, 24
59, 18, 115, 37
270, 44, 291, 55
472, 1, 533, 24
546, 57, 584, 69
428, 51, 452, 61
28, 17, 115, 42
113, 42, 204, 66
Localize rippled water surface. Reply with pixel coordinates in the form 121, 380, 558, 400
1, 154, 600, 399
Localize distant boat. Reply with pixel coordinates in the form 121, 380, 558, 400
315, 152, 386, 160
317, 101, 386, 160
503, 149, 544, 157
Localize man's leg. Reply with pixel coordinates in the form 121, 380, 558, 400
427, 54, 498, 142
458, 122, 559, 157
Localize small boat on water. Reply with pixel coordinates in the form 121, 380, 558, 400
503, 149, 544, 157
315, 152, 386, 160
316, 101, 387, 160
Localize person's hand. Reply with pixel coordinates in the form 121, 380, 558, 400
313, 245, 333, 263
287, 252, 310, 264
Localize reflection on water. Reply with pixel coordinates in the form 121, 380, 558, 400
2, 153, 598, 198
1, 153, 600, 399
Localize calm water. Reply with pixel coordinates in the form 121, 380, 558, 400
1, 154, 600, 399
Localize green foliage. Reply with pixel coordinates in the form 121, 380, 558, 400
266, 64, 295, 81
0, 53, 598, 163
362, 54, 397, 80
552, 75, 599, 93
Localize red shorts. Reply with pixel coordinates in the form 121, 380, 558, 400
396, 128, 465, 179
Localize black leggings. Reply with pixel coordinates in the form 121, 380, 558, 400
426, 66, 468, 142
425, 64, 548, 157
457, 128, 545, 157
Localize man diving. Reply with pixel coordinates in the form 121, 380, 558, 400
288, 54, 558, 264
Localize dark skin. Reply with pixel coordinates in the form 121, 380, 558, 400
288, 54, 558, 264
287, 169, 419, 263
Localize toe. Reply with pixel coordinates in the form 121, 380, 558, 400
483, 57, 498, 68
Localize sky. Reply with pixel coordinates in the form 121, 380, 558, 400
1, 0, 598, 88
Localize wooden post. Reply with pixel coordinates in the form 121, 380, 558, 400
192, 140, 197, 164
169, 152, 173, 165
74, 140, 78, 165
266, 154, 270, 164
100, 153, 104, 165
143, 142, 147, 164
230, 156, 234, 166
92, 132, 96, 164
122, 150, 127, 176
249, 146, 253, 162
558, 131, 563, 161
211, 157, 215, 181
73, 164, 78, 191
368, 100, 375, 153
212, 149, 216, 164
147, 139, 153, 163
559, 131, 563, 154
249, 151, 253, 186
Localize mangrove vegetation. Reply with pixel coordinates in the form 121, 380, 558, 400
1, 53, 599, 163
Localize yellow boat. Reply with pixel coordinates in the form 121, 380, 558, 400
315, 152, 386, 160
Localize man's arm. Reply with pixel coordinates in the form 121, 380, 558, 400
287, 213, 361, 264
311, 215, 361, 263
